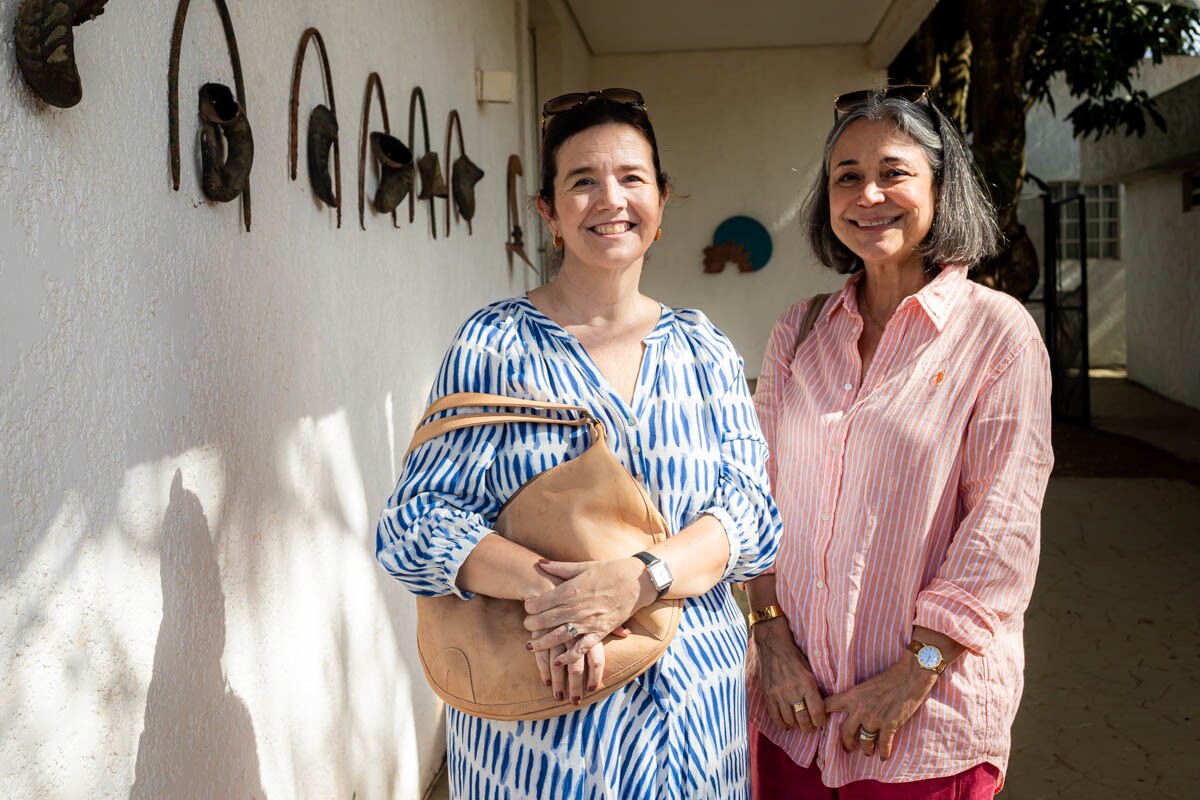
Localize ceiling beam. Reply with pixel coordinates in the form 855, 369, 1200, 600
865, 0, 938, 69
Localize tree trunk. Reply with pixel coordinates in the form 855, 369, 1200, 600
965, 0, 1051, 299
890, 0, 969, 130
939, 28, 971, 132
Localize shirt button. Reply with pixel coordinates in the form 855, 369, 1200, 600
812, 649, 822, 659
843, 382, 853, 391
627, 417, 638, 427
820, 512, 830, 522
816, 580, 825, 589
830, 443, 840, 453
632, 445, 641, 455
634, 472, 644, 481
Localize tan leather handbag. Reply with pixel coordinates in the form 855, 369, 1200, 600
405, 392, 682, 720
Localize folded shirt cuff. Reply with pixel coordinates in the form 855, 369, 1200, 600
914, 579, 1000, 654
698, 505, 743, 579
429, 519, 497, 601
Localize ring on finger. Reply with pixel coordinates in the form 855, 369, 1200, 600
791, 701, 807, 716
857, 726, 879, 742
564, 622, 580, 638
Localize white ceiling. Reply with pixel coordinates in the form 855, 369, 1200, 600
565, 0, 903, 55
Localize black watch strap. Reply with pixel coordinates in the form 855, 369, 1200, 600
632, 551, 673, 599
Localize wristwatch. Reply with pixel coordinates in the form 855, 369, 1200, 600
632, 551, 673, 600
907, 640, 948, 674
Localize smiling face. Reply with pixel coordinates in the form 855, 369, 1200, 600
537, 123, 667, 275
827, 118, 936, 273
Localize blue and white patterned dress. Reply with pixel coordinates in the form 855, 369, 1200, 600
377, 296, 781, 799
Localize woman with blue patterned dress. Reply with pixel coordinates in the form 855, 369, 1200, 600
377, 91, 781, 799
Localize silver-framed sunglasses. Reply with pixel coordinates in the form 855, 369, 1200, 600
833, 84, 931, 122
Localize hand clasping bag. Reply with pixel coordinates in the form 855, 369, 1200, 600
404, 392, 682, 720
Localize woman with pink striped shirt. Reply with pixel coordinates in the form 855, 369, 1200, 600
745, 87, 1053, 798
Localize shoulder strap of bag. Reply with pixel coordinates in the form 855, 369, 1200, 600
793, 292, 832, 357
404, 392, 599, 459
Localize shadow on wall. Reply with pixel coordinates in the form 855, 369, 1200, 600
130, 470, 264, 800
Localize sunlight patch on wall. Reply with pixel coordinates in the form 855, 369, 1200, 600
215, 408, 420, 799
0, 446, 226, 799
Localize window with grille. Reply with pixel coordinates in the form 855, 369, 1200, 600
1049, 182, 1120, 260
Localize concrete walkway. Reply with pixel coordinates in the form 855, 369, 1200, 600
1005, 377, 1200, 799
423, 377, 1200, 799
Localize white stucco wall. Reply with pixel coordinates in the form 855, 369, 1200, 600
0, 1, 538, 798
1026, 57, 1200, 185
1023, 77, 1081, 185
590, 47, 882, 378
1123, 173, 1200, 409
1021, 57, 1200, 369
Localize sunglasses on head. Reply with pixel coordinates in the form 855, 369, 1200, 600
833, 85, 931, 122
541, 88, 646, 130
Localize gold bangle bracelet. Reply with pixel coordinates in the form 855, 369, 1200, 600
747, 604, 787, 628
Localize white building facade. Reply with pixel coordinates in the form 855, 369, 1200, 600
0, 1, 935, 797
1020, 56, 1200, 380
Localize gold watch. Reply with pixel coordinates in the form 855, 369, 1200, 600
747, 604, 787, 629
907, 639, 948, 674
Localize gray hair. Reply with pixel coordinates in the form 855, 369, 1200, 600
802, 94, 1001, 273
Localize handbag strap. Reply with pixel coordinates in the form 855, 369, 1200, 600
405, 392, 600, 459
793, 292, 832, 356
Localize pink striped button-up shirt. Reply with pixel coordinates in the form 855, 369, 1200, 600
748, 265, 1053, 787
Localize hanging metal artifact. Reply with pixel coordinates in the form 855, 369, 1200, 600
505, 155, 535, 271
444, 109, 485, 237
418, 152, 449, 200
370, 132, 414, 214
198, 82, 254, 203
288, 27, 342, 225
15, 0, 110, 108
357, 72, 400, 230
408, 87, 441, 239
307, 106, 339, 208
168, 0, 253, 231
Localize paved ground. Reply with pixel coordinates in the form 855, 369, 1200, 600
1004, 377, 1200, 799
424, 376, 1200, 799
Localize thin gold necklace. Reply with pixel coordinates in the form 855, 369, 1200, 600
859, 283, 888, 332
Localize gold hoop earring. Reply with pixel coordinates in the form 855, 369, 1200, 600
553, 234, 563, 249
654, 227, 662, 241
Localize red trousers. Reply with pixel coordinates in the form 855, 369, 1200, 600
751, 728, 1001, 799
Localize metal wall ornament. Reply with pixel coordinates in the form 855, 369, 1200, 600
198, 82, 254, 202
408, 87, 443, 239
288, 27, 342, 226
444, 110, 485, 237
505, 155, 535, 271
370, 132, 414, 214
169, 0, 253, 232
357, 72, 400, 230
15, 0, 109, 108
703, 215, 773, 274
307, 105, 339, 208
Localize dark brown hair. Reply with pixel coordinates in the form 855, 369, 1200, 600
538, 99, 669, 209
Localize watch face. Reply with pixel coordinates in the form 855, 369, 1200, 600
917, 645, 942, 670
647, 561, 672, 590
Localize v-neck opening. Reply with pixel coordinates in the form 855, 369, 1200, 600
516, 295, 671, 419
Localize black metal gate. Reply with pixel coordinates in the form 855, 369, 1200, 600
1024, 175, 1091, 424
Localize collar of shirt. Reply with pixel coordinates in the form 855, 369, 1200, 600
821, 264, 970, 333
